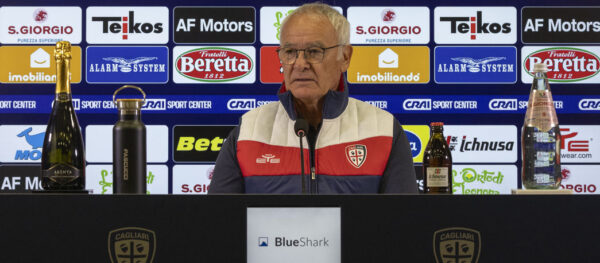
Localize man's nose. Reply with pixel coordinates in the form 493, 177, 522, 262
293, 50, 311, 70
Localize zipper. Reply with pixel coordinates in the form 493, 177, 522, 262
310, 127, 320, 194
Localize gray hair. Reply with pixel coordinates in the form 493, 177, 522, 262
281, 2, 350, 45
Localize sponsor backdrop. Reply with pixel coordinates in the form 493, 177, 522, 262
0, 0, 599, 194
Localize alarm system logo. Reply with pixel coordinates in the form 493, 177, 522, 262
433, 227, 481, 263
108, 227, 156, 263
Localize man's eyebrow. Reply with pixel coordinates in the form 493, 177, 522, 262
280, 41, 327, 48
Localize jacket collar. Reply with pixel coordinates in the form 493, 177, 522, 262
277, 75, 349, 121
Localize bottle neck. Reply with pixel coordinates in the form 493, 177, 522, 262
431, 126, 443, 135
55, 58, 71, 94
119, 111, 141, 121
532, 71, 550, 92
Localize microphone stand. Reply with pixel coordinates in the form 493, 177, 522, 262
298, 131, 306, 194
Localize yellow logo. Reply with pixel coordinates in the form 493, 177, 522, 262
348, 46, 429, 83
108, 227, 156, 263
402, 125, 430, 163
433, 227, 481, 263
0, 45, 81, 83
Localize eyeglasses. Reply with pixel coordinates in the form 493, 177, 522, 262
276, 44, 341, 65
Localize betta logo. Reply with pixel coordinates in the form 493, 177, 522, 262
440, 11, 511, 40
34, 9, 48, 22
403, 99, 432, 111
489, 99, 517, 111
381, 9, 396, 23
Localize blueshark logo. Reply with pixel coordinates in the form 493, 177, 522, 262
405, 130, 422, 158
435, 46, 517, 83
258, 237, 268, 247
489, 99, 517, 111
15, 127, 44, 160
403, 99, 431, 111
86, 46, 168, 83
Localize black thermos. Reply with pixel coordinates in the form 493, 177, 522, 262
113, 85, 147, 194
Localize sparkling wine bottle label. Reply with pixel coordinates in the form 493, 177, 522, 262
41, 163, 82, 185
426, 167, 449, 187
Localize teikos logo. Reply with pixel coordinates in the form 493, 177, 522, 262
86, 46, 168, 84
260, 46, 283, 83
86, 7, 168, 44
0, 125, 46, 163
522, 7, 600, 44
173, 46, 255, 83
348, 7, 430, 44
173, 125, 235, 162
521, 46, 600, 84
259, 6, 342, 44
452, 165, 518, 194
402, 125, 430, 163
172, 165, 214, 194
434, 46, 517, 84
433, 227, 481, 263
347, 46, 429, 83
0, 7, 82, 44
0, 46, 82, 83
174, 7, 255, 43
435, 7, 516, 44
444, 125, 517, 163
108, 227, 156, 263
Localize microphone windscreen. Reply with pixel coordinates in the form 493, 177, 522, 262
294, 118, 309, 137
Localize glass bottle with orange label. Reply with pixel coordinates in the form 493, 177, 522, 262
423, 122, 453, 194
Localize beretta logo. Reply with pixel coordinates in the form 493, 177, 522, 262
173, 46, 255, 83
522, 47, 600, 83
347, 7, 429, 44
108, 227, 156, 263
0, 7, 82, 44
522, 7, 600, 44
86, 7, 168, 44
433, 227, 481, 263
435, 7, 516, 44
434, 46, 516, 84
86, 46, 168, 84
174, 7, 255, 43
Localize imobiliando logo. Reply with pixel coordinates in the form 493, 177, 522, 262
0, 46, 81, 83
347, 46, 429, 84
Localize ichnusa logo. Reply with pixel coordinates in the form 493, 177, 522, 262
434, 46, 516, 84
522, 46, 600, 84
108, 227, 156, 263
86, 46, 168, 84
433, 227, 481, 263
435, 7, 516, 44
86, 7, 168, 44
488, 99, 518, 111
173, 46, 255, 84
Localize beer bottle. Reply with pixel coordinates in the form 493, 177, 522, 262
423, 122, 452, 194
522, 63, 561, 189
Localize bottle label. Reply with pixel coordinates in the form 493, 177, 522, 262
527, 90, 558, 131
534, 173, 551, 184
41, 163, 81, 185
426, 167, 449, 187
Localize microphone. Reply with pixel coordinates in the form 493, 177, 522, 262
294, 119, 309, 194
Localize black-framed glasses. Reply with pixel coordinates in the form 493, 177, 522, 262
276, 44, 341, 65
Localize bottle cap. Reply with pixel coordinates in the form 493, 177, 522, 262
533, 63, 548, 73
113, 85, 146, 113
430, 122, 444, 126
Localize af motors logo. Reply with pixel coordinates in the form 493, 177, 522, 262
347, 46, 429, 83
488, 99, 518, 111
0, 45, 82, 83
85, 165, 168, 194
172, 165, 214, 194
348, 7, 429, 44
174, 7, 255, 44
173, 46, 255, 83
402, 125, 430, 163
259, 6, 342, 44
433, 227, 481, 263
560, 165, 600, 194
86, 46, 168, 84
0, 7, 82, 44
435, 7, 516, 44
521, 46, 600, 84
0, 125, 46, 163
86, 7, 168, 44
522, 7, 600, 44
434, 46, 517, 84
444, 125, 517, 163
559, 125, 600, 163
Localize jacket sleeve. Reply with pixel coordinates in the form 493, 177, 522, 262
208, 126, 245, 194
379, 119, 418, 193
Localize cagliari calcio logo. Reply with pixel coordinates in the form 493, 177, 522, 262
108, 227, 156, 263
433, 227, 481, 263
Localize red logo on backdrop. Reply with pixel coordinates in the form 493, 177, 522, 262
524, 48, 600, 82
382, 9, 396, 22
176, 48, 252, 82
561, 168, 571, 180
345, 144, 367, 168
34, 9, 48, 22
559, 128, 589, 152
260, 46, 284, 84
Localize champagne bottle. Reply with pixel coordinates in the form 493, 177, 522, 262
423, 122, 453, 194
522, 63, 561, 189
41, 41, 85, 190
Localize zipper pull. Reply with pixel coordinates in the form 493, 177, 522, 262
311, 167, 316, 180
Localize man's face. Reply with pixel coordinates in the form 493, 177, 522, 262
279, 14, 352, 105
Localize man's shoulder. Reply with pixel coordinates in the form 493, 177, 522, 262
241, 101, 282, 120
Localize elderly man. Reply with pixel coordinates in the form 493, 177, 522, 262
208, 3, 417, 194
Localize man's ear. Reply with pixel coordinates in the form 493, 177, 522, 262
340, 45, 353, 73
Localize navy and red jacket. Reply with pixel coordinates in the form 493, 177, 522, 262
208, 77, 417, 194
